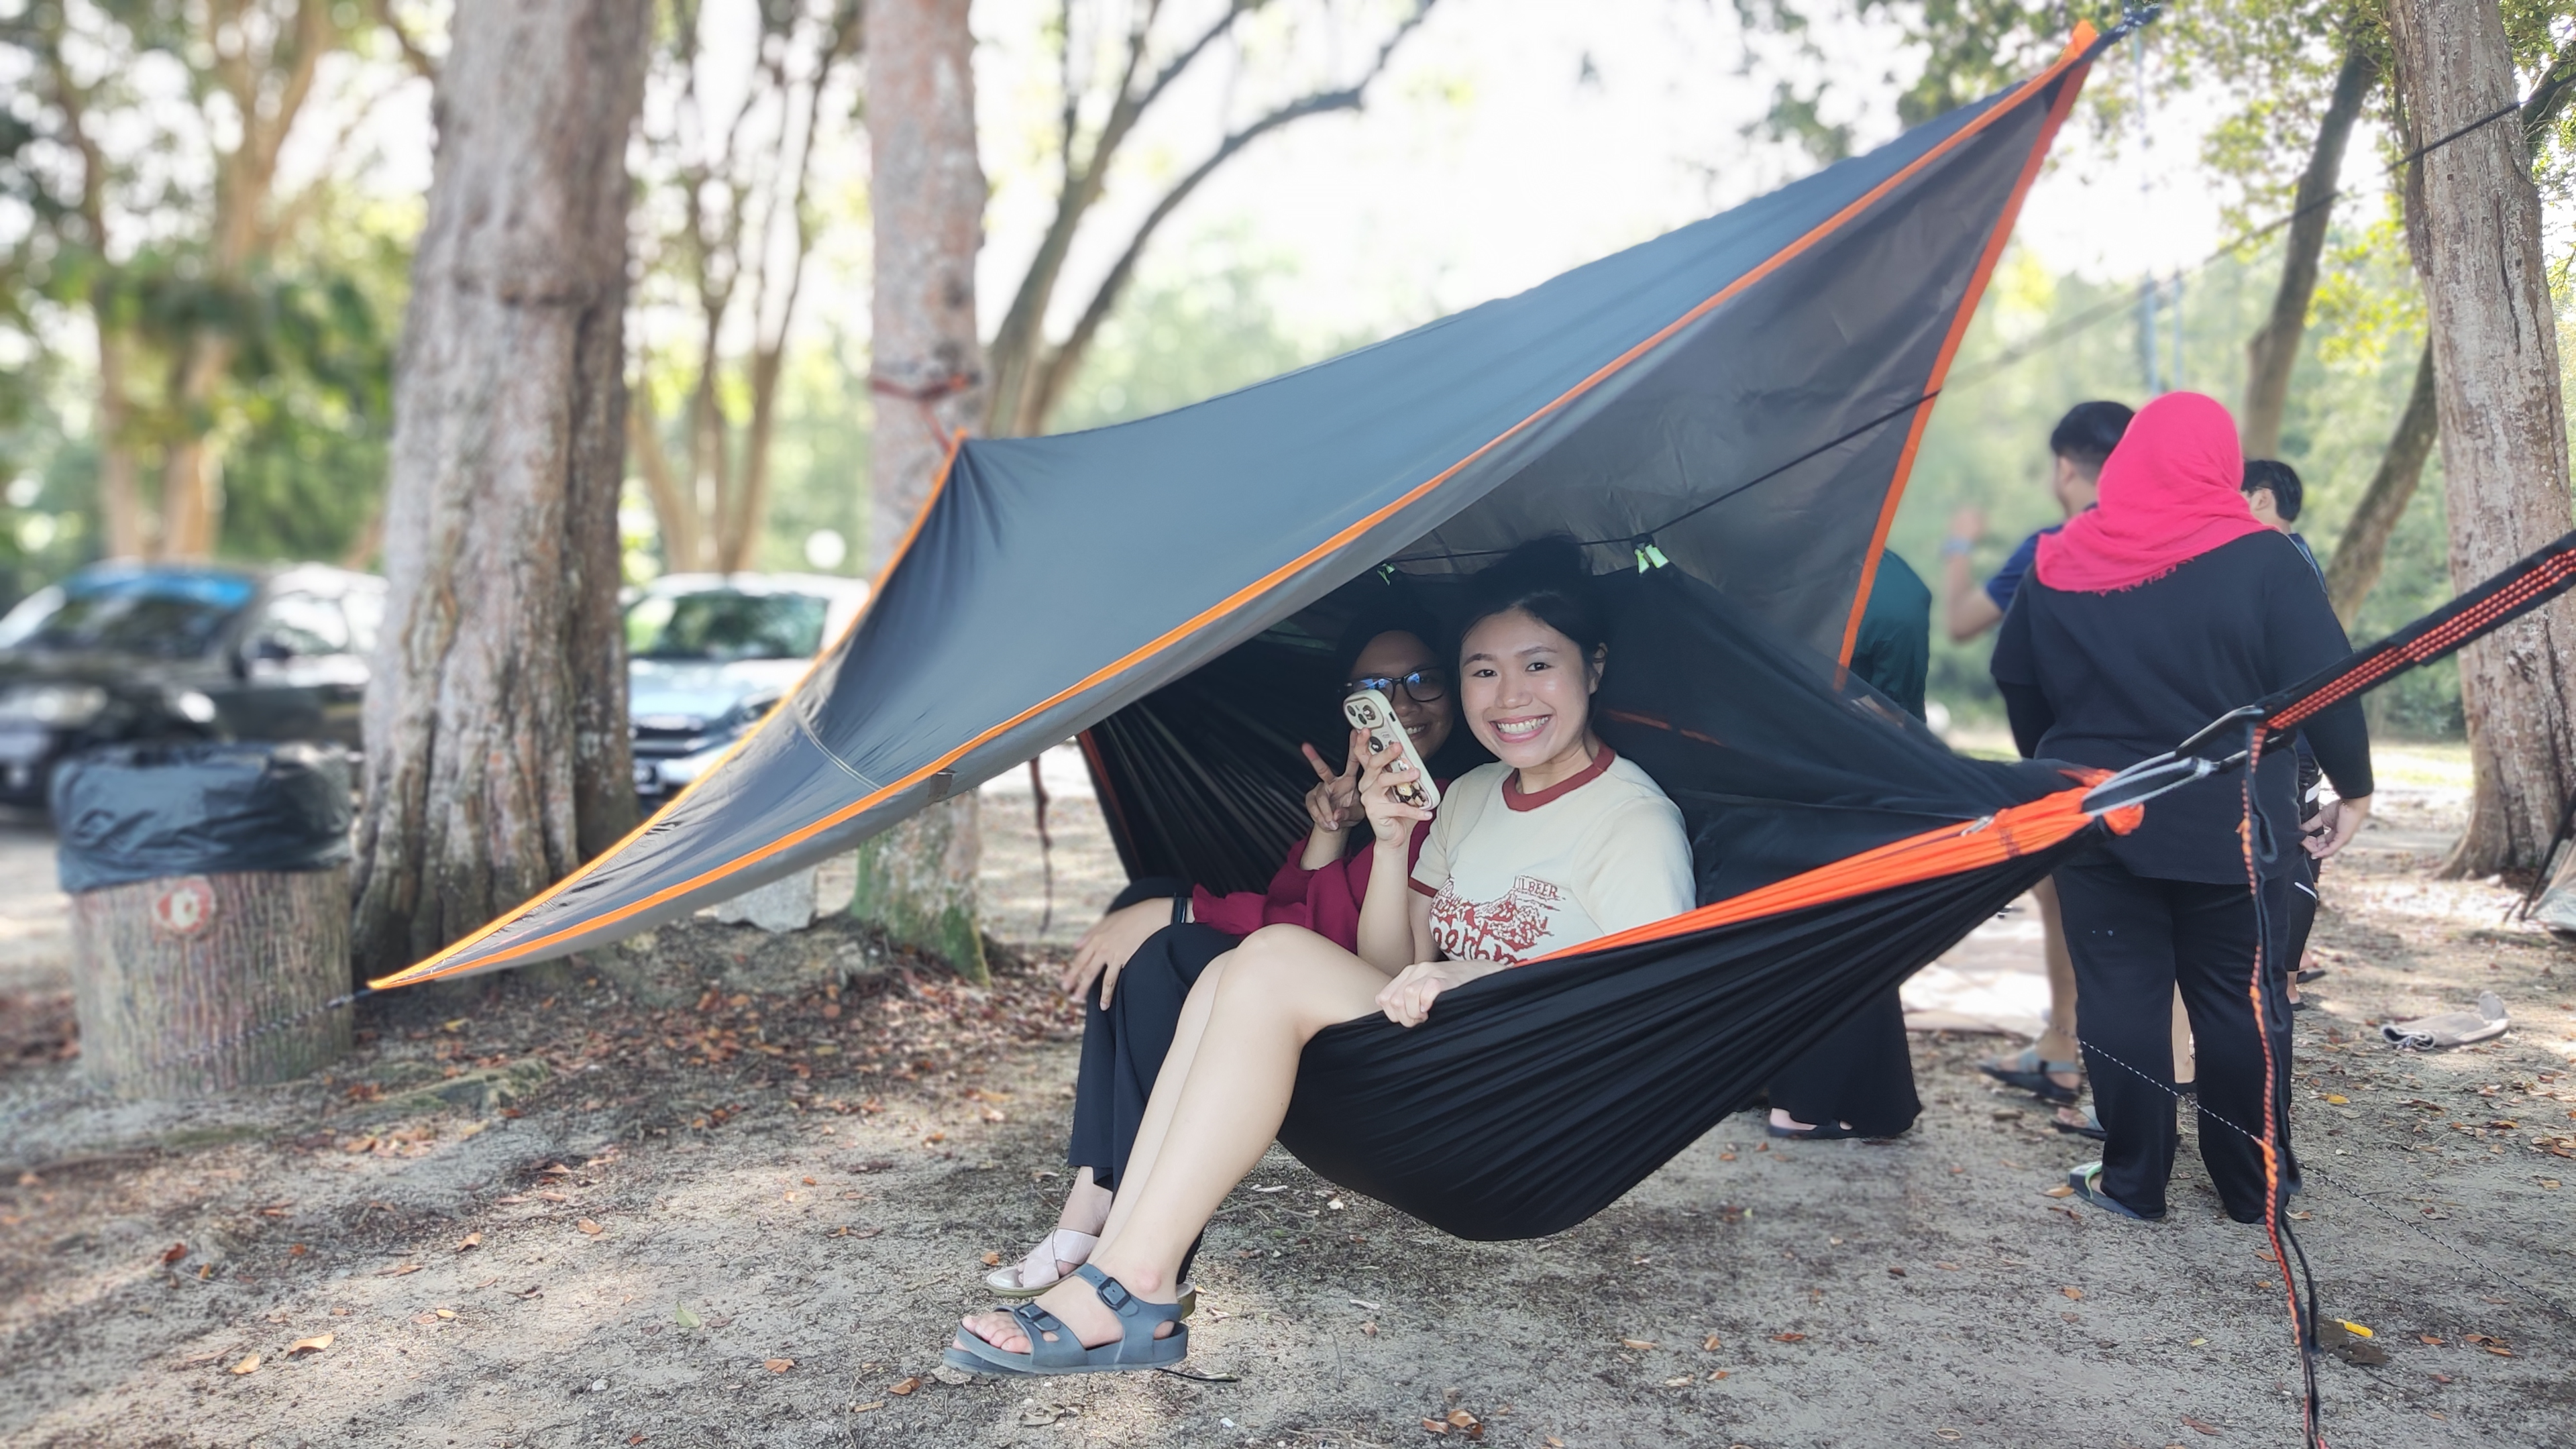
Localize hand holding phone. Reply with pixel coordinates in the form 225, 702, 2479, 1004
1344, 688, 1440, 815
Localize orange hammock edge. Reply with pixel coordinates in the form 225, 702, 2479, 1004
1540, 775, 2136, 963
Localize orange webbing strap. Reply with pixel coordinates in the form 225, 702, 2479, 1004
1540, 778, 2141, 962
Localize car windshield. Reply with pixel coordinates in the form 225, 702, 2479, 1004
0, 571, 256, 658
627, 591, 828, 662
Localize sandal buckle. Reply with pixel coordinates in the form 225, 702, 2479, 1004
1096, 1277, 1132, 1311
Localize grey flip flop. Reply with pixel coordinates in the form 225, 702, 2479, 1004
944, 1264, 1189, 1377
2066, 1161, 2163, 1222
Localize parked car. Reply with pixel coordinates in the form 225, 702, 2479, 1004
625, 572, 868, 808
0, 561, 386, 808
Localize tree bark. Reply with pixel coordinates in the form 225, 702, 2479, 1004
352, 0, 646, 976
2385, 0, 2576, 877
860, 0, 986, 980
2322, 339, 2438, 628
2240, 34, 2379, 460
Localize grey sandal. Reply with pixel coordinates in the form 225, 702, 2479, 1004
944, 1263, 1189, 1376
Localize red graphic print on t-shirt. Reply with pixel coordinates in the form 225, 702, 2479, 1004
1429, 875, 1563, 965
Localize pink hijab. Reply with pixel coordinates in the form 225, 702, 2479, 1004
2034, 391, 2267, 593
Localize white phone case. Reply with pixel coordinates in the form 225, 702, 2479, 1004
1342, 688, 1441, 812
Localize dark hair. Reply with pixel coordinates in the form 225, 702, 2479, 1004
2049, 400, 2134, 475
1458, 536, 1610, 664
2243, 458, 2304, 523
1329, 582, 1446, 684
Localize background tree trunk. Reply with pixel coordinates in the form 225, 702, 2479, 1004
351, 0, 645, 975
2322, 339, 2438, 627
2240, 34, 2378, 460
858, 0, 987, 980
2385, 0, 2576, 877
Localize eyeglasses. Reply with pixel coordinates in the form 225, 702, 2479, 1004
1347, 668, 1448, 704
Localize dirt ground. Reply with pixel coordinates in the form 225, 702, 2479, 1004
1, 745, 2571, 1449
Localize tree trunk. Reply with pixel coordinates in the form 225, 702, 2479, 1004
156, 337, 232, 560
69, 868, 352, 1098
2386, 0, 2576, 877
2322, 339, 2439, 628
352, 0, 646, 977
92, 316, 148, 559
629, 386, 705, 572
2241, 35, 2379, 460
860, 0, 986, 981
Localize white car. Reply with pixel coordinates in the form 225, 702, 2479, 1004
624, 573, 868, 806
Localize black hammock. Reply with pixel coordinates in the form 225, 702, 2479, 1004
1080, 533, 2576, 1242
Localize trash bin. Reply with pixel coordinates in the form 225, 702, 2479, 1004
52, 742, 355, 1098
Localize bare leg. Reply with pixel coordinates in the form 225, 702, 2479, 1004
2033, 878, 2081, 1083
2170, 987, 2195, 1087
962, 927, 1388, 1354
1056, 1170, 1112, 1237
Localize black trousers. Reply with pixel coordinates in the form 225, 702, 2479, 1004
1065, 879, 1235, 1190
2054, 855, 2296, 1222
1766, 987, 1919, 1136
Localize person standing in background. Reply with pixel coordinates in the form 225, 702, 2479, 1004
1990, 393, 2373, 1223
2243, 458, 2336, 1004
1766, 549, 1932, 1139
1938, 402, 2134, 1121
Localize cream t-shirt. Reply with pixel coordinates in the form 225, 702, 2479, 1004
1409, 747, 1695, 965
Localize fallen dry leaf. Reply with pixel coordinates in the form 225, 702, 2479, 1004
852, 1401, 885, 1413
1422, 1419, 1449, 1436
541, 1163, 572, 1176
458, 1232, 481, 1251
229, 1354, 261, 1375
1662, 1375, 1694, 1387
2180, 1415, 2221, 1436
765, 1358, 794, 1373
1703, 1334, 1723, 1351
1887, 1266, 1907, 1277
888, 1376, 922, 1396
2061, 1287, 2084, 1301
288, 1334, 332, 1355
380, 1264, 421, 1277
1446, 1410, 1479, 1430
1935, 1261, 1960, 1271
539, 1191, 570, 1203
1361, 1321, 1378, 1336
1707, 1369, 1729, 1381
576, 1220, 604, 1236
922, 1130, 946, 1144
2042, 1184, 2076, 1198
160, 1242, 188, 1265
981, 1250, 1003, 1267
1619, 1338, 1656, 1350
435, 1309, 455, 1320
2420, 1335, 2444, 1346
2322, 1094, 2349, 1105
1771, 1332, 1807, 1342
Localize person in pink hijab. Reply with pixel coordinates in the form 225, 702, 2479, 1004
1989, 392, 2375, 1226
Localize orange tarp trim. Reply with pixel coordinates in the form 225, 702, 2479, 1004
1540, 777, 2139, 962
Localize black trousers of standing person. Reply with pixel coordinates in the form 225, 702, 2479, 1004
1065, 879, 1237, 1190
1766, 988, 1920, 1136
2053, 854, 2298, 1223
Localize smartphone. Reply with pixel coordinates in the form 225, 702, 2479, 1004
1342, 688, 1441, 813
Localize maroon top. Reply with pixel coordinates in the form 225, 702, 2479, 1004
1188, 800, 1440, 951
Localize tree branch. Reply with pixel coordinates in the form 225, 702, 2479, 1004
370, 0, 440, 82
1024, 1, 1438, 431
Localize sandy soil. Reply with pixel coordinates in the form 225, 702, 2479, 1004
1, 747, 2571, 1449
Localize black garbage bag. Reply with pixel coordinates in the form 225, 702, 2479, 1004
50, 741, 354, 894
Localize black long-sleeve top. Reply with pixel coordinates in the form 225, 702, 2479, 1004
1990, 531, 2372, 885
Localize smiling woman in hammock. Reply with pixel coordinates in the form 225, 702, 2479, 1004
947, 537, 1697, 1377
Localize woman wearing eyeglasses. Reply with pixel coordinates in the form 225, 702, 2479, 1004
983, 589, 1480, 1299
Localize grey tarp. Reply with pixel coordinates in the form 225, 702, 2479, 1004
380, 30, 2099, 988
